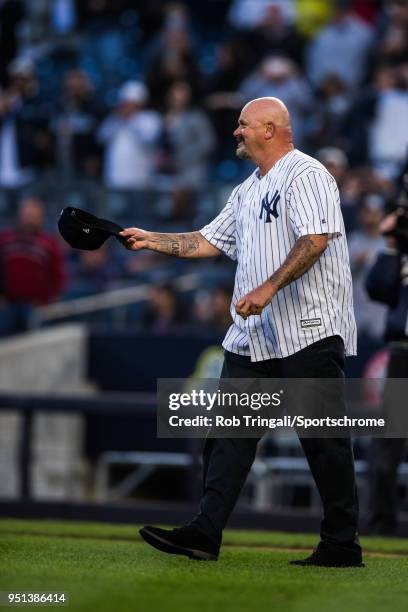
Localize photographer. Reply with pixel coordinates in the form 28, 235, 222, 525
365, 180, 408, 535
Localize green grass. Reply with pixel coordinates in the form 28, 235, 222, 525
1, 519, 408, 612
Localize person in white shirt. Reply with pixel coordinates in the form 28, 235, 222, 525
368, 85, 408, 180
306, 1, 374, 90
98, 81, 161, 190
120, 96, 363, 568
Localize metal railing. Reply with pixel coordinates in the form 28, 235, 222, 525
38, 273, 200, 323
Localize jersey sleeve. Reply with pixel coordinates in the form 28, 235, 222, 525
287, 171, 344, 239
199, 189, 238, 260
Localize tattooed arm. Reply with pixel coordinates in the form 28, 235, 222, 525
119, 228, 221, 258
267, 234, 328, 290
236, 234, 328, 319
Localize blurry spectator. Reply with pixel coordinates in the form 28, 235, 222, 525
77, 1, 141, 102
316, 147, 383, 232
0, 0, 25, 86
317, 146, 349, 186
310, 75, 352, 150
348, 194, 387, 341
98, 81, 161, 189
377, 22, 408, 69
344, 64, 398, 168
350, 0, 383, 25
193, 285, 232, 331
161, 2, 191, 33
0, 58, 53, 188
306, 0, 374, 89
23, 0, 78, 45
316, 147, 358, 229
368, 63, 408, 180
159, 81, 216, 219
228, 0, 296, 31
142, 282, 187, 333
241, 2, 306, 68
67, 243, 122, 297
341, 166, 395, 213
145, 4, 200, 109
365, 205, 408, 534
205, 39, 250, 160
0, 197, 67, 335
340, 171, 367, 212
238, 56, 314, 148
376, 0, 408, 67
51, 0, 77, 36
52, 69, 102, 178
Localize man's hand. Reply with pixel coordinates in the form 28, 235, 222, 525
119, 228, 220, 258
235, 281, 276, 319
119, 227, 151, 251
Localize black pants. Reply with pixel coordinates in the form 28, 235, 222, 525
189, 336, 361, 550
368, 348, 408, 533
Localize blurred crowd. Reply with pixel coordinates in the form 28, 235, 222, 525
0, 0, 408, 350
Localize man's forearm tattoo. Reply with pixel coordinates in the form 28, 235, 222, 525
148, 232, 201, 258
267, 235, 326, 291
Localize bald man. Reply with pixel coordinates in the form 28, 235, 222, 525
121, 98, 363, 567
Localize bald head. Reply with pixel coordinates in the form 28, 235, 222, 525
234, 97, 293, 171
242, 97, 291, 130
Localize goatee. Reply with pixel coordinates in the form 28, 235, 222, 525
236, 144, 249, 159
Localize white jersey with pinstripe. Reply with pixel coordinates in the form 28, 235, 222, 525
200, 148, 357, 361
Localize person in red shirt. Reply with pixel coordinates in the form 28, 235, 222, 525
0, 197, 67, 335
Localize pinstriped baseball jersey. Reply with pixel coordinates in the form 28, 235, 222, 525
200, 148, 357, 361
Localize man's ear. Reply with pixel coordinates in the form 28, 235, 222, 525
265, 121, 276, 140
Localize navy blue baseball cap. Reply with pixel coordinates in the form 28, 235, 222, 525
58, 207, 125, 250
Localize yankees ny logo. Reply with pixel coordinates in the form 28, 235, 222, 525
260, 190, 280, 223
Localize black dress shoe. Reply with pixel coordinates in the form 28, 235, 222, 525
139, 525, 219, 561
290, 542, 365, 568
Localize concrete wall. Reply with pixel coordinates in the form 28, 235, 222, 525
0, 324, 91, 500
0, 324, 89, 393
